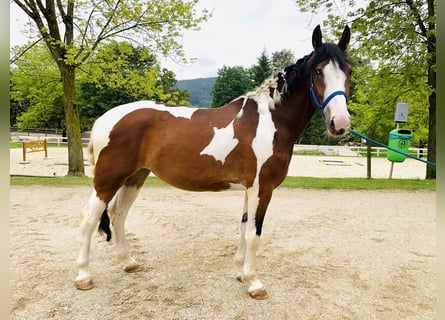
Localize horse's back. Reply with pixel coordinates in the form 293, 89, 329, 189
89, 101, 183, 165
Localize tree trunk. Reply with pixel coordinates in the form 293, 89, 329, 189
426, 70, 436, 179
60, 64, 85, 176
425, 0, 436, 179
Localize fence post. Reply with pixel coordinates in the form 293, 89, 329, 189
44, 139, 48, 158
22, 141, 27, 162
367, 141, 372, 179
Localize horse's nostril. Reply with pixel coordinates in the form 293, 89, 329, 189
330, 119, 336, 132
329, 119, 345, 135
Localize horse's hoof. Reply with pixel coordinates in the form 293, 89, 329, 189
75, 278, 94, 290
236, 274, 244, 283
249, 288, 269, 300
124, 263, 144, 273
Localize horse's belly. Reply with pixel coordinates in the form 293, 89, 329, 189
148, 155, 246, 192
152, 170, 240, 192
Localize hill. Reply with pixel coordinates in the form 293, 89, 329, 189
176, 77, 216, 108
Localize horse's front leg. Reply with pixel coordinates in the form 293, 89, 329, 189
75, 190, 107, 290
235, 187, 272, 299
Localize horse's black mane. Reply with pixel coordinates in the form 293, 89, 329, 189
279, 43, 349, 97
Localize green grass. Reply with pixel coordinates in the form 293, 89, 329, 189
280, 176, 435, 191
9, 175, 435, 191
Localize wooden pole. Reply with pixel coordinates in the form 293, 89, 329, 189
44, 139, 48, 158
22, 141, 27, 162
367, 141, 371, 179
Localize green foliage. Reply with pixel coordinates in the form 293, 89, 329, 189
78, 41, 189, 129
250, 49, 273, 87
210, 66, 253, 107
210, 49, 298, 109
176, 77, 216, 107
11, 41, 191, 131
10, 43, 65, 129
299, 112, 330, 145
348, 63, 431, 146
271, 49, 296, 75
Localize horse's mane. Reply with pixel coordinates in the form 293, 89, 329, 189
309, 43, 349, 71
237, 43, 349, 111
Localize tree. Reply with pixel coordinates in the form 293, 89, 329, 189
210, 66, 253, 107
13, 0, 210, 176
249, 49, 273, 87
78, 41, 189, 129
11, 40, 190, 133
271, 49, 295, 75
295, 0, 436, 179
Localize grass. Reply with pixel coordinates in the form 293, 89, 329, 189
9, 175, 435, 191
280, 176, 435, 191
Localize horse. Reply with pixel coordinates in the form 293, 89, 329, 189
75, 24, 352, 300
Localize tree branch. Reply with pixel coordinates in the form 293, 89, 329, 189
10, 37, 43, 65
74, 0, 123, 64
13, 0, 34, 17
405, 0, 428, 38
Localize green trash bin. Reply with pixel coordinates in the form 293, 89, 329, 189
387, 128, 412, 162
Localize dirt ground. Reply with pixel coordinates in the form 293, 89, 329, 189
10, 184, 435, 319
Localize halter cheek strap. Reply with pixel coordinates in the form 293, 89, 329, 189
309, 71, 348, 118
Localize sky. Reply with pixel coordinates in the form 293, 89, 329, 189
10, 0, 334, 80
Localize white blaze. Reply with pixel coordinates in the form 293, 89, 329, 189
200, 120, 239, 165
322, 61, 350, 130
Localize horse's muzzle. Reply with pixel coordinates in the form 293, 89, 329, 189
328, 117, 350, 137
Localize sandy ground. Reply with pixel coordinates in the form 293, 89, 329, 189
10, 148, 436, 319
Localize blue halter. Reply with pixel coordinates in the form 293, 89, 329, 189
309, 71, 348, 118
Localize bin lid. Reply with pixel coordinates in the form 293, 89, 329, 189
389, 134, 412, 141
390, 128, 412, 135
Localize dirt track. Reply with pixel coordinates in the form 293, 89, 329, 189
10, 185, 435, 319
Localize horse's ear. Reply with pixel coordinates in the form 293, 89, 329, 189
338, 25, 351, 51
312, 25, 322, 50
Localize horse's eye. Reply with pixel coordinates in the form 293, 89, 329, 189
315, 69, 322, 76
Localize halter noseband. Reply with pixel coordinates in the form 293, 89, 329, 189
309, 71, 348, 118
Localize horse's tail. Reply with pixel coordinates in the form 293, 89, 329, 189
98, 209, 112, 241
87, 135, 95, 166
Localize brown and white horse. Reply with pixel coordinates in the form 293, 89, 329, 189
75, 25, 352, 299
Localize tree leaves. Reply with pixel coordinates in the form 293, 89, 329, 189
11, 41, 190, 131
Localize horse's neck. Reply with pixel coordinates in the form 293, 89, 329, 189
274, 91, 316, 145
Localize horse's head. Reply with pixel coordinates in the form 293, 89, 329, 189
308, 25, 352, 137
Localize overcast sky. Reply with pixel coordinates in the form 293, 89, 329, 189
10, 0, 337, 80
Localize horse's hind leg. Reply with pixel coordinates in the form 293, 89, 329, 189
108, 168, 150, 273
234, 191, 248, 279
75, 190, 107, 290
235, 187, 272, 299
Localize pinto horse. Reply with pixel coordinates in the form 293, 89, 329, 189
75, 25, 352, 299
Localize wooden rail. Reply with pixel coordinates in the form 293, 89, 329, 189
21, 139, 48, 163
